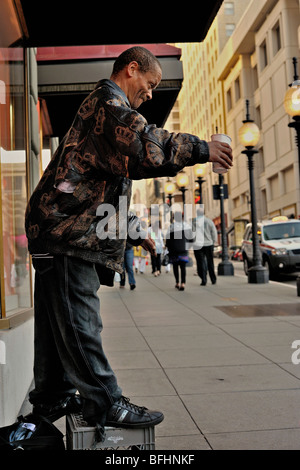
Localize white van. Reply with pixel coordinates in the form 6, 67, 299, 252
241, 216, 300, 279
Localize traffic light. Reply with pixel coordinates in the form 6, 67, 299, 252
194, 188, 200, 204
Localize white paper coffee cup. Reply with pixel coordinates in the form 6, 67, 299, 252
211, 134, 232, 174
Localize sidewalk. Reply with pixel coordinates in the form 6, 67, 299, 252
58, 262, 300, 450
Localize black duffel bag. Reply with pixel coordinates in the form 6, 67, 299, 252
0, 413, 65, 450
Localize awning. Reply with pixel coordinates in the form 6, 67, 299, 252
14, 1, 224, 138
37, 44, 183, 139
16, 1, 224, 47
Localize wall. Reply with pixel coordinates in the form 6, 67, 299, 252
0, 39, 39, 426
0, 319, 34, 425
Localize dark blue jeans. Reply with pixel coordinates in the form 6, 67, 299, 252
29, 254, 122, 426
120, 248, 135, 286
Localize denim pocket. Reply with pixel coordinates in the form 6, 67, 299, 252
32, 256, 54, 275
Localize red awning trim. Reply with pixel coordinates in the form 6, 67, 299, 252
36, 44, 182, 62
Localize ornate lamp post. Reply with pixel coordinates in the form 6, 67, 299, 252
217, 172, 234, 276
194, 164, 207, 204
238, 100, 269, 284
284, 57, 300, 295
284, 57, 300, 202
164, 180, 176, 207
164, 179, 175, 224
176, 172, 189, 206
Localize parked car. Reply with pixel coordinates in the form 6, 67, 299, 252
241, 216, 300, 279
229, 245, 242, 260
213, 245, 222, 258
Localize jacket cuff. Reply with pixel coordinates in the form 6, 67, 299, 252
195, 140, 210, 164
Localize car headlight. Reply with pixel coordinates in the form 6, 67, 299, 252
271, 248, 288, 255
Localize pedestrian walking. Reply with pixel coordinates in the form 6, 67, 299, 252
161, 247, 171, 273
193, 207, 218, 286
133, 245, 142, 273
149, 220, 164, 276
25, 46, 232, 439
166, 212, 194, 291
120, 242, 136, 290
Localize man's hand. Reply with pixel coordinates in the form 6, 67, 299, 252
207, 141, 233, 170
141, 236, 157, 256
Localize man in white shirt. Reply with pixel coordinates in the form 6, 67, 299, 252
193, 207, 218, 286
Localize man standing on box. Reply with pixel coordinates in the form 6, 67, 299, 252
25, 46, 232, 439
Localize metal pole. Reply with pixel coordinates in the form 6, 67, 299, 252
181, 187, 186, 206
288, 116, 300, 190
288, 116, 300, 294
242, 147, 268, 283
247, 151, 261, 266
293, 57, 299, 81
166, 193, 173, 224
196, 177, 205, 204
180, 187, 187, 220
217, 174, 234, 275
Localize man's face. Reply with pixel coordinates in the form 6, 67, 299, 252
127, 63, 162, 109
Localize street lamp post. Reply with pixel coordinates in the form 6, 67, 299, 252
217, 173, 234, 276
284, 57, 300, 204
238, 100, 269, 284
176, 172, 189, 207
284, 57, 300, 295
194, 164, 206, 204
164, 179, 175, 223
164, 180, 176, 207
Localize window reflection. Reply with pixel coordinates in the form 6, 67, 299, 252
0, 47, 31, 316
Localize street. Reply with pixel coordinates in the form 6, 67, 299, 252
221, 258, 299, 289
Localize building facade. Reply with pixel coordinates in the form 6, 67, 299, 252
162, 0, 300, 247
162, 0, 249, 242
219, 0, 300, 232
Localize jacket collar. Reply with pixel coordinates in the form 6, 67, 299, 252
95, 79, 131, 108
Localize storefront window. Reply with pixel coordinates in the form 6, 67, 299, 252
0, 47, 31, 317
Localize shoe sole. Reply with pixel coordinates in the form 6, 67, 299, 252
106, 414, 164, 429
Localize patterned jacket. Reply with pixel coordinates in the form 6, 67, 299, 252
25, 79, 210, 279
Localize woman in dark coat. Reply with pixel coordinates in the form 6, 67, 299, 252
166, 212, 194, 291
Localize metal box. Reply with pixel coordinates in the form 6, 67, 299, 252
66, 413, 155, 450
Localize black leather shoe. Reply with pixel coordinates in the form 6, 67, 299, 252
33, 395, 82, 422
106, 396, 164, 428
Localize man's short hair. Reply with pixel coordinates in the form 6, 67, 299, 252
112, 46, 161, 76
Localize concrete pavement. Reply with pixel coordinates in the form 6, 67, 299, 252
58, 260, 300, 449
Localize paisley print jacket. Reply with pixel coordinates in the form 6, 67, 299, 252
25, 79, 210, 278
